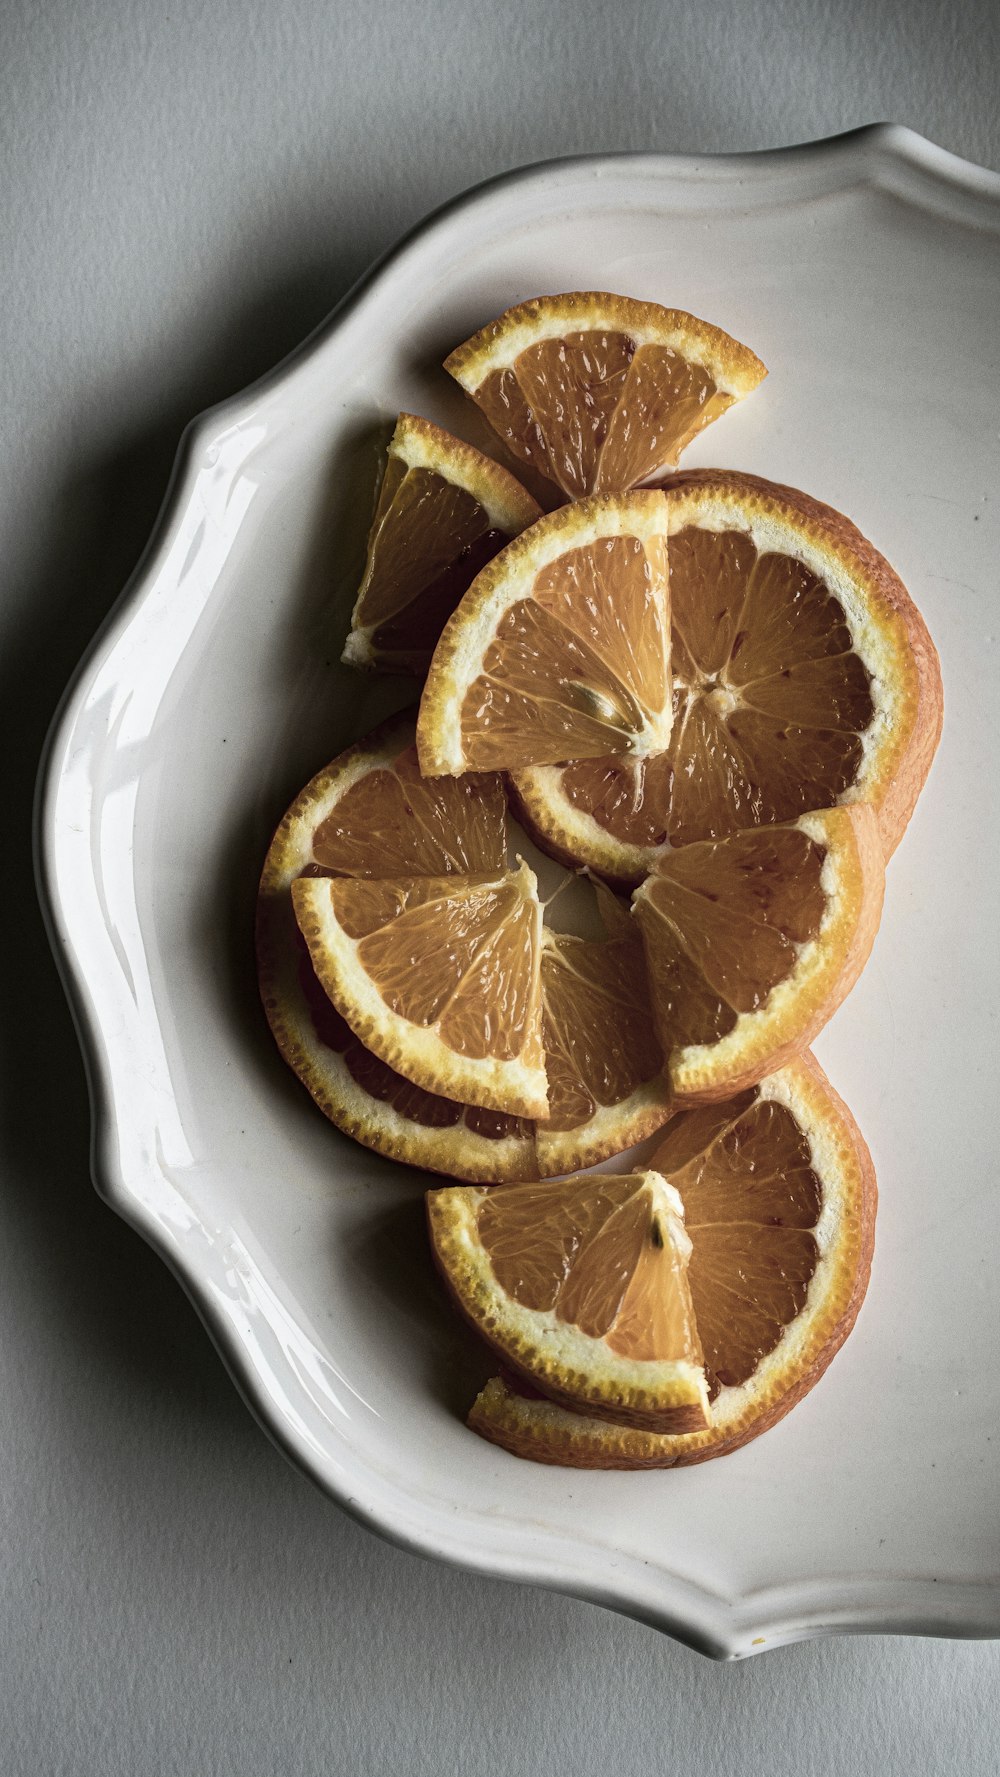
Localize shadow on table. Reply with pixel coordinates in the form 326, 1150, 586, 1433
0, 235, 378, 1423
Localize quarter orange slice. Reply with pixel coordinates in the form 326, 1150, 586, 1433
427, 1171, 710, 1432
444, 293, 766, 500
510, 470, 943, 883
632, 805, 884, 1101
416, 492, 673, 775
292, 861, 547, 1119
343, 413, 542, 673
467, 1051, 876, 1467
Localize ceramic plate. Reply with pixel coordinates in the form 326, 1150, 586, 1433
37, 126, 1000, 1659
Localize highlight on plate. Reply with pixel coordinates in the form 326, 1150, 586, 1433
255, 289, 942, 1468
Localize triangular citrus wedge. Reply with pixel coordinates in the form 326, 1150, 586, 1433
427, 1171, 709, 1432
632, 805, 884, 1101
444, 292, 765, 500
510, 469, 942, 882
343, 413, 542, 673
291, 862, 547, 1119
536, 891, 670, 1175
416, 491, 673, 775
467, 1052, 876, 1466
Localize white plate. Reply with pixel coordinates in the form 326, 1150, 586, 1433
36, 125, 1000, 1660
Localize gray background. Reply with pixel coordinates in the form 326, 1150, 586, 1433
3, 1, 999, 1770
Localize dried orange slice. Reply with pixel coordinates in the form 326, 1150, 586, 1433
510, 470, 943, 883
343, 413, 542, 673
444, 293, 766, 500
292, 861, 546, 1119
416, 492, 673, 775
258, 719, 670, 1179
428, 1170, 710, 1432
468, 1051, 875, 1467
632, 805, 884, 1101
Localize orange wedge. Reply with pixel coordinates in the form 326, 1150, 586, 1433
633, 805, 884, 1101
416, 492, 673, 775
292, 862, 546, 1119
510, 470, 943, 883
468, 1052, 876, 1467
343, 413, 542, 673
428, 1171, 710, 1431
444, 293, 766, 500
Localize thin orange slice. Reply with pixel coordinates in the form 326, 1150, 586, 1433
632, 805, 884, 1101
292, 862, 546, 1118
510, 470, 943, 883
416, 492, 673, 775
444, 293, 765, 500
428, 1171, 709, 1431
468, 1051, 876, 1467
343, 413, 542, 673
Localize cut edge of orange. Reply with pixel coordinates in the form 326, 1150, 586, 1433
416, 490, 673, 777
634, 804, 885, 1104
427, 1170, 711, 1432
443, 292, 767, 402
467, 1050, 876, 1467
291, 862, 549, 1120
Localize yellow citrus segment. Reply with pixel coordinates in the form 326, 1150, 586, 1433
444, 293, 766, 499
467, 1053, 876, 1467
509, 470, 943, 883
632, 806, 885, 1101
416, 493, 673, 776
428, 1171, 710, 1431
291, 863, 547, 1118
343, 414, 542, 673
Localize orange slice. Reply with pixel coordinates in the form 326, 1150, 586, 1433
632, 805, 884, 1101
444, 293, 766, 500
427, 1170, 710, 1431
416, 492, 673, 776
258, 719, 671, 1178
343, 413, 542, 673
292, 861, 546, 1118
510, 470, 943, 883
468, 1051, 876, 1466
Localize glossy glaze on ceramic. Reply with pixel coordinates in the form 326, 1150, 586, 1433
36, 127, 1000, 1658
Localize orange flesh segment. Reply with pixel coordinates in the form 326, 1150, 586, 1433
326, 872, 539, 1062
555, 527, 875, 848
477, 1177, 702, 1364
635, 828, 827, 1047
541, 928, 662, 1131
458, 533, 669, 770
312, 746, 508, 877
354, 461, 508, 665
652, 1094, 821, 1394
470, 332, 724, 499
296, 937, 530, 1140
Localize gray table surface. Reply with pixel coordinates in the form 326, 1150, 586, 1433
4, 1, 999, 1770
